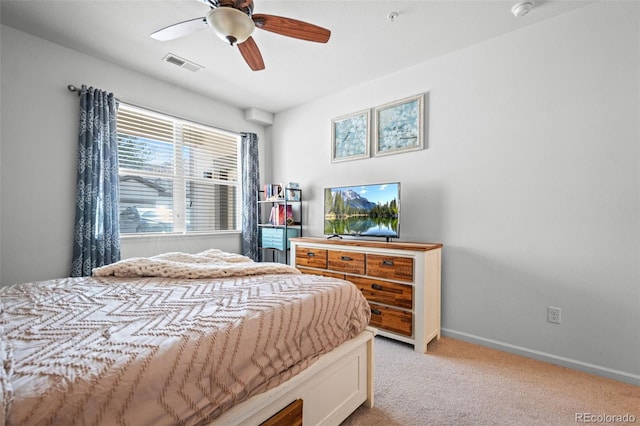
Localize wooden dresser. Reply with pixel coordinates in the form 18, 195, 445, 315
290, 237, 442, 353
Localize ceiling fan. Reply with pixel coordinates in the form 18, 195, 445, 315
150, 0, 331, 71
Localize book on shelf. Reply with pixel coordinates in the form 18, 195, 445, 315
268, 205, 293, 225
263, 183, 285, 201
263, 182, 302, 201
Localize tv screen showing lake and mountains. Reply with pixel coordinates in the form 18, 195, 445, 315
324, 182, 400, 238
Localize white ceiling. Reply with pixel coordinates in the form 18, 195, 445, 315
0, 0, 594, 114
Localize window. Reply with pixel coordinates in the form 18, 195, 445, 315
116, 104, 240, 235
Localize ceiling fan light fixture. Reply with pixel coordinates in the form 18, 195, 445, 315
206, 7, 255, 45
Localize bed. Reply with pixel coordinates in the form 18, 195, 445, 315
0, 249, 375, 426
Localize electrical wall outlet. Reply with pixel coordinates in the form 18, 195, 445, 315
547, 306, 561, 324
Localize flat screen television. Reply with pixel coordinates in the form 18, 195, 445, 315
324, 182, 400, 241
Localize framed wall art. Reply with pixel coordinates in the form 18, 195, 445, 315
331, 109, 370, 163
374, 94, 424, 157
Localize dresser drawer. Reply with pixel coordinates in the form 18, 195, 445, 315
328, 250, 365, 275
368, 303, 412, 337
261, 227, 299, 250
290, 237, 442, 352
295, 247, 328, 268
366, 254, 413, 282
350, 276, 412, 309
297, 267, 345, 280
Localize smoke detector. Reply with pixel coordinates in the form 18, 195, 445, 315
511, 1, 534, 18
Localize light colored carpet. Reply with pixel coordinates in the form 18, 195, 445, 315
341, 336, 640, 426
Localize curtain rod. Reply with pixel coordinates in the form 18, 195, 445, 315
67, 84, 81, 94
66, 84, 240, 136
68, 84, 123, 103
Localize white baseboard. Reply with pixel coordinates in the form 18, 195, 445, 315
441, 328, 640, 387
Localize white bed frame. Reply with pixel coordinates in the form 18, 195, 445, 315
213, 327, 376, 425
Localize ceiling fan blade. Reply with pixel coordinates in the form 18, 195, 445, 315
150, 17, 208, 41
237, 37, 265, 71
252, 14, 331, 43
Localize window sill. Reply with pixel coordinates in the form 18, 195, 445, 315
120, 230, 241, 240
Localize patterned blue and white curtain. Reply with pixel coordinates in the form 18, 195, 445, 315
71, 85, 121, 277
241, 132, 261, 261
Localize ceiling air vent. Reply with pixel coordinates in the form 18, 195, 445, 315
162, 53, 203, 72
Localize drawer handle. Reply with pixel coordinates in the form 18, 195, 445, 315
382, 260, 394, 266
371, 284, 383, 291
371, 308, 382, 316
341, 256, 353, 261
306, 252, 315, 257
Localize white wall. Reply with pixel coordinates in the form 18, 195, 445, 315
271, 3, 640, 384
0, 25, 267, 286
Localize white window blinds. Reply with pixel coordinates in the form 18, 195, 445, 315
116, 104, 240, 234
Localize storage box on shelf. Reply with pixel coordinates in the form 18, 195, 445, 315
257, 187, 302, 264
261, 227, 299, 250
290, 237, 442, 352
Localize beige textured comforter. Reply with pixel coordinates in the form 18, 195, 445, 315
0, 250, 371, 426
